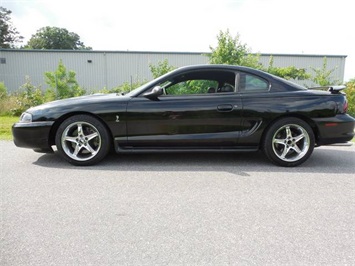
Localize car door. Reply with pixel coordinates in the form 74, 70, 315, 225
125, 70, 244, 148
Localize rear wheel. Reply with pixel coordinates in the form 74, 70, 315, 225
263, 117, 315, 167
55, 115, 110, 166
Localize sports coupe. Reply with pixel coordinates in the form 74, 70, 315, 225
12, 65, 355, 167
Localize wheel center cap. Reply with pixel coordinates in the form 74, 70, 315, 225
78, 137, 86, 145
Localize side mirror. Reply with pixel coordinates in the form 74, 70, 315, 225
144, 86, 163, 100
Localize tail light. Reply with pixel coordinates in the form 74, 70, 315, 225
336, 99, 348, 114
343, 99, 349, 113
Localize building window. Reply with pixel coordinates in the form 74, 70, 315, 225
0, 58, 6, 64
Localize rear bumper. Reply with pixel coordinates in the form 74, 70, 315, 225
12, 121, 54, 150
313, 114, 355, 145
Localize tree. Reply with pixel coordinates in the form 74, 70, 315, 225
267, 56, 310, 80
25, 26, 91, 50
208, 30, 312, 81
45, 60, 85, 99
149, 59, 176, 79
0, 7, 23, 48
207, 29, 261, 68
110, 59, 176, 94
311, 57, 340, 86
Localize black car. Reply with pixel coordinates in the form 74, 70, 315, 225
12, 65, 355, 167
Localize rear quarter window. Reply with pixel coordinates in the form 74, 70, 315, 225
239, 73, 269, 93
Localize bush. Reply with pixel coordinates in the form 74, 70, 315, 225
0, 82, 7, 99
345, 79, 355, 117
109, 79, 146, 94
11, 77, 45, 116
1, 61, 86, 116
0, 82, 19, 116
311, 57, 340, 86
45, 60, 85, 99
0, 95, 18, 116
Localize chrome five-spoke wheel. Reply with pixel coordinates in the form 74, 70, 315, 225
263, 118, 315, 167
61, 121, 101, 161
272, 124, 310, 162
55, 115, 110, 166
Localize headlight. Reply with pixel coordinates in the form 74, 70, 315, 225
19, 112, 33, 123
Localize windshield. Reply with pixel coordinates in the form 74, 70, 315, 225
124, 83, 149, 97
124, 69, 179, 97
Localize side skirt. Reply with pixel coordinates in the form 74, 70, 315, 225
114, 145, 259, 154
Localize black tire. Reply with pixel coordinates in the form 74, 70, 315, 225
263, 117, 315, 167
55, 114, 111, 166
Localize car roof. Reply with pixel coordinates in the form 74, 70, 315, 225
176, 64, 264, 74
174, 64, 278, 81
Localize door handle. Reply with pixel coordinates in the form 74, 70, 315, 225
217, 104, 234, 112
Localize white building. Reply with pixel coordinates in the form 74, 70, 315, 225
0, 49, 347, 92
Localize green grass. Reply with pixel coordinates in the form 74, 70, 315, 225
0, 116, 19, 140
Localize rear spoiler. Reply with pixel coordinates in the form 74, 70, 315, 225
310, 85, 346, 94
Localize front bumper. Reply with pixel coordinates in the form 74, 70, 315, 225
12, 121, 54, 150
313, 114, 355, 145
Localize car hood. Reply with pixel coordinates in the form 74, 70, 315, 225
27, 93, 131, 120
29, 93, 129, 110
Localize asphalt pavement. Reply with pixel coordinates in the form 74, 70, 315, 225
1, 141, 354, 265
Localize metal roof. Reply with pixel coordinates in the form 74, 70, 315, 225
0, 48, 347, 58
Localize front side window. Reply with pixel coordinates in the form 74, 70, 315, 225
166, 79, 219, 95
162, 70, 236, 96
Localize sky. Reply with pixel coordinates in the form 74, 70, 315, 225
2, 0, 355, 81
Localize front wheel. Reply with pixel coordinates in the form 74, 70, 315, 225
263, 118, 315, 167
55, 115, 111, 166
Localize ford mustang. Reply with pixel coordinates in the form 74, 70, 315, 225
12, 65, 355, 166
